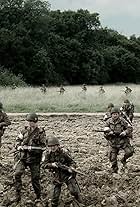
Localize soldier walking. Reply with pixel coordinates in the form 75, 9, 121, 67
40, 84, 47, 94
0, 102, 11, 159
104, 108, 134, 173
14, 113, 46, 203
120, 99, 134, 122
81, 84, 87, 92
44, 136, 83, 207
124, 86, 132, 95
99, 86, 105, 95
59, 85, 65, 95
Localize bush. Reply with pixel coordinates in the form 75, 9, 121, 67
0, 66, 27, 87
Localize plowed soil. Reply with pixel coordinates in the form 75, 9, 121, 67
0, 114, 140, 207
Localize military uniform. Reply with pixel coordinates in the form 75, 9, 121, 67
120, 100, 134, 122
99, 86, 105, 95
124, 87, 132, 95
104, 115, 133, 173
59, 85, 65, 95
44, 146, 82, 207
0, 104, 11, 158
82, 84, 87, 92
14, 114, 46, 202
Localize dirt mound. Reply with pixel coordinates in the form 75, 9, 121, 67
0, 114, 140, 207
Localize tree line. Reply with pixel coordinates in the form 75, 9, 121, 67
0, 0, 140, 86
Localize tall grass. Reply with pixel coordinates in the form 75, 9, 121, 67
0, 84, 139, 112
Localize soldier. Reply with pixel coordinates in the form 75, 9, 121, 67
104, 107, 134, 173
59, 85, 65, 95
120, 99, 134, 122
99, 86, 105, 95
40, 84, 47, 94
11, 83, 17, 90
0, 102, 11, 159
81, 84, 87, 92
124, 86, 132, 95
103, 103, 114, 121
14, 113, 46, 203
44, 136, 83, 207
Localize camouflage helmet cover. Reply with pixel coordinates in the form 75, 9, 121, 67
111, 107, 120, 114
26, 113, 38, 122
48, 136, 60, 146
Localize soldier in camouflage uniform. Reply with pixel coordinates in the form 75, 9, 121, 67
44, 136, 83, 207
120, 99, 134, 123
103, 103, 114, 121
59, 85, 65, 95
104, 108, 134, 173
81, 84, 87, 92
14, 113, 46, 203
0, 102, 11, 159
124, 86, 132, 96
99, 86, 105, 95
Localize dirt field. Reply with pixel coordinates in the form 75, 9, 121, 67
0, 114, 140, 207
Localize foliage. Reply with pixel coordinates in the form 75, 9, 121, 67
0, 66, 27, 86
0, 0, 140, 85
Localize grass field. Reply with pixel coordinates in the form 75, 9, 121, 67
0, 84, 140, 112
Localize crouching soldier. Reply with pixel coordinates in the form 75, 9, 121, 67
44, 136, 83, 207
14, 113, 46, 203
104, 108, 134, 173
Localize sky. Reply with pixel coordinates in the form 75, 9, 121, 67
48, 0, 140, 37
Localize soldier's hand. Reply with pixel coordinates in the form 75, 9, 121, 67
17, 146, 24, 151
120, 131, 126, 137
51, 163, 58, 168
108, 131, 114, 136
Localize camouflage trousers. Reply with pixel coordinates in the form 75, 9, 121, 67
51, 177, 82, 207
109, 143, 134, 173
15, 161, 41, 199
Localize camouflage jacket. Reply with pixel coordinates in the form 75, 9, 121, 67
44, 147, 76, 183
16, 126, 46, 163
0, 111, 11, 137
120, 103, 134, 118
104, 117, 133, 147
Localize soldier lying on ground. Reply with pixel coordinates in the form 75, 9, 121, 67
14, 113, 46, 203
43, 136, 83, 207
104, 107, 134, 174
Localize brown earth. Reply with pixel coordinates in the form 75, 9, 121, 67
0, 114, 140, 207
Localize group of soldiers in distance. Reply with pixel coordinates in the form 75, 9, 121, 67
0, 97, 135, 206
40, 84, 133, 96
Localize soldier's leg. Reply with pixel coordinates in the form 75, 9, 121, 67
15, 161, 25, 202
121, 144, 134, 166
66, 178, 83, 203
29, 163, 41, 199
51, 183, 62, 207
109, 147, 119, 173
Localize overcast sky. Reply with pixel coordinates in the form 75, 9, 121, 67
49, 0, 140, 37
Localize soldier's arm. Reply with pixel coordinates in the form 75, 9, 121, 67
0, 113, 11, 127
122, 118, 133, 135
63, 150, 77, 168
39, 128, 47, 148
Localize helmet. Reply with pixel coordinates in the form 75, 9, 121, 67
124, 99, 130, 104
107, 103, 114, 108
26, 113, 38, 122
111, 107, 120, 114
0, 102, 3, 110
48, 136, 60, 146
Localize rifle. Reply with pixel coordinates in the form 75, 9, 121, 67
8, 145, 46, 155
120, 110, 132, 126
93, 129, 106, 133
47, 162, 86, 176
